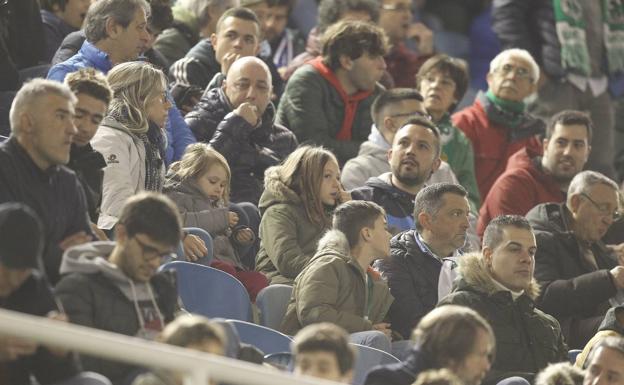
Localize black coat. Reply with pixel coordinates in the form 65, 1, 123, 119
185, 87, 297, 204
364, 346, 435, 385
526, 202, 618, 348
67, 144, 106, 223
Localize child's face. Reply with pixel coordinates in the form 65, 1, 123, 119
197, 165, 228, 202
294, 351, 350, 383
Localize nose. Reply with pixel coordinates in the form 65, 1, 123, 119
379, 56, 387, 71
233, 36, 244, 49
67, 118, 78, 136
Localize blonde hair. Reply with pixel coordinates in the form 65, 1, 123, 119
169, 143, 232, 204
272, 145, 338, 227
106, 61, 168, 135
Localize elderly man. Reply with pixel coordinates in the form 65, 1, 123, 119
527, 171, 624, 349
439, 215, 568, 385
478, 110, 592, 236
377, 183, 470, 339
452, 48, 544, 200
185, 56, 297, 204
0, 79, 92, 284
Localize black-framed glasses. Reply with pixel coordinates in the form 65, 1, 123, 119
134, 236, 173, 261
580, 193, 622, 221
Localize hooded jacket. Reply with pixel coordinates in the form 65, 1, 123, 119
185, 87, 297, 204
153, 5, 201, 67
281, 230, 394, 335
575, 305, 624, 368
55, 242, 177, 385
439, 253, 568, 385
255, 166, 330, 285
478, 146, 565, 237
526, 202, 618, 348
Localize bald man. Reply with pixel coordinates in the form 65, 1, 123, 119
185, 57, 298, 204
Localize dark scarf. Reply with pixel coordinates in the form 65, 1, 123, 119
479, 90, 545, 142
140, 121, 166, 192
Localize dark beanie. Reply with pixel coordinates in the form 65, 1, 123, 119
0, 202, 43, 269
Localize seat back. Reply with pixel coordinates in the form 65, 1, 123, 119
351, 343, 400, 385
264, 352, 294, 371
256, 284, 293, 330
159, 261, 252, 321
227, 319, 293, 355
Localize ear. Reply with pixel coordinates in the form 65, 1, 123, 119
253, 41, 261, 56
19, 113, 34, 135
431, 157, 441, 173
360, 226, 372, 243
528, 81, 538, 95
210, 33, 218, 49
105, 17, 120, 39
386, 148, 393, 163
339, 54, 354, 71
486, 72, 493, 88
482, 246, 493, 267
418, 211, 433, 230
383, 116, 397, 133
542, 137, 550, 154
569, 193, 582, 214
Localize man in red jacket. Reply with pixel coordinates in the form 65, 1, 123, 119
478, 110, 592, 236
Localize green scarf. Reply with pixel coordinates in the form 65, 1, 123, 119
485, 90, 525, 113
553, 0, 624, 76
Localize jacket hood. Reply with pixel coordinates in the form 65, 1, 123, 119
457, 252, 541, 300
526, 202, 569, 234
364, 173, 409, 196
258, 166, 302, 210
357, 141, 387, 160
598, 305, 624, 334
99, 116, 135, 137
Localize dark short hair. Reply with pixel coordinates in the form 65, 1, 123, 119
414, 183, 467, 231
64, 68, 113, 105
371, 88, 424, 128
215, 7, 261, 34
40, 0, 68, 12
292, 323, 355, 375
397, 116, 442, 159
320, 20, 388, 72
84, 0, 150, 43
317, 0, 380, 33
482, 215, 532, 250
266, 0, 295, 12
413, 305, 495, 368
546, 109, 593, 142
148, 0, 174, 31
332, 200, 385, 248
416, 54, 469, 113
117, 192, 182, 247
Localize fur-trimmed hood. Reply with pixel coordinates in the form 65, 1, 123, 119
258, 166, 302, 210
457, 252, 541, 300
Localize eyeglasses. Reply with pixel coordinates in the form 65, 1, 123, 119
580, 193, 622, 221
381, 3, 412, 13
494, 64, 533, 81
134, 236, 173, 262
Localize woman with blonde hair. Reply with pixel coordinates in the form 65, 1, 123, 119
92, 61, 171, 230
164, 143, 268, 300
255, 145, 350, 285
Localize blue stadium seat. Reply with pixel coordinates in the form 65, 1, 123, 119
256, 284, 293, 330
352, 343, 400, 385
227, 319, 293, 355
568, 349, 582, 364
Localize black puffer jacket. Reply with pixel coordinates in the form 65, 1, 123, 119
185, 87, 297, 204
67, 144, 106, 223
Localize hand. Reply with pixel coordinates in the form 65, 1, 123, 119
235, 228, 254, 245
228, 211, 240, 227
58, 231, 92, 251
337, 189, 351, 205
610, 266, 624, 289
90, 222, 109, 241
0, 336, 37, 362
234, 102, 260, 126
372, 322, 392, 338
407, 23, 434, 55
221, 52, 241, 76
607, 243, 624, 266
183, 234, 208, 262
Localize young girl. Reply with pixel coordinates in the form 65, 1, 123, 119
164, 143, 268, 300
255, 145, 350, 285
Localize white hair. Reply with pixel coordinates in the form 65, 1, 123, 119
567, 170, 619, 205
9, 79, 77, 135
489, 48, 540, 84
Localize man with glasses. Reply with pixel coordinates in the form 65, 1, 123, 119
452, 48, 544, 201
526, 170, 624, 349
55, 192, 181, 384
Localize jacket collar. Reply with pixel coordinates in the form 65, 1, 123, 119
6, 137, 62, 180
79, 40, 113, 74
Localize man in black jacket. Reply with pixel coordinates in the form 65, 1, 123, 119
185, 56, 297, 204
376, 183, 469, 339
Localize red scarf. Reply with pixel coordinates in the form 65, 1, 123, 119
310, 57, 373, 141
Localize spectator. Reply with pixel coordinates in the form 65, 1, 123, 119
185, 56, 297, 204
350, 117, 441, 234
535, 363, 584, 385
526, 171, 624, 348
479, 110, 592, 237
364, 305, 495, 385
582, 337, 624, 385
255, 146, 348, 284
40, 0, 90, 62
576, 306, 624, 368
92, 62, 170, 230
154, 0, 236, 67
265, 0, 306, 77
164, 143, 268, 300
0, 79, 92, 284
377, 183, 470, 339
55, 192, 181, 385
292, 323, 355, 383
281, 200, 395, 353
64, 68, 112, 225
416, 54, 480, 211
133, 314, 226, 385
277, 20, 387, 165
414, 370, 464, 385
0, 203, 79, 385
492, 0, 621, 179
452, 48, 544, 200
341, 88, 462, 195
439, 215, 568, 385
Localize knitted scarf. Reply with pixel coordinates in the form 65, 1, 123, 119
310, 57, 373, 141
480, 90, 545, 141
141, 122, 165, 192
553, 0, 624, 76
